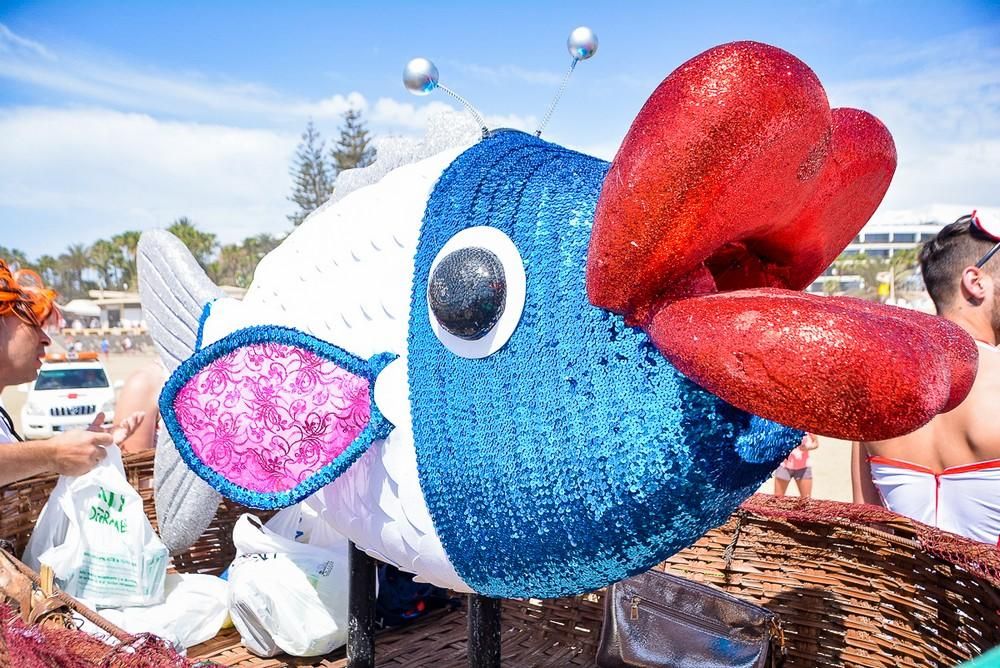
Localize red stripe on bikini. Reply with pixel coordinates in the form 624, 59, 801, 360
868, 456, 1000, 476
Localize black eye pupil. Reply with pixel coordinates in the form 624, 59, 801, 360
428, 247, 506, 340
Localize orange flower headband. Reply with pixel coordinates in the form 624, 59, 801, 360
0, 259, 59, 328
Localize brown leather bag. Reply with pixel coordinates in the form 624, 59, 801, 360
596, 568, 785, 668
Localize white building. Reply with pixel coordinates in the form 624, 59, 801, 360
58, 285, 247, 332
806, 221, 945, 295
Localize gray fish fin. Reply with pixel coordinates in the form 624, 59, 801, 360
138, 229, 225, 372
139, 229, 225, 553
153, 427, 223, 555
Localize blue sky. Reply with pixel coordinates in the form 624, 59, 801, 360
1, 1, 998, 259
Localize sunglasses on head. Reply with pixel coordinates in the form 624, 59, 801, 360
971, 210, 1000, 269
0, 264, 58, 329
10, 298, 49, 328
1, 291, 54, 329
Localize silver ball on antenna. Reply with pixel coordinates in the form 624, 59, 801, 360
403, 57, 440, 95
567, 26, 598, 61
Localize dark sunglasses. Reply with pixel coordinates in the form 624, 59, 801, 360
971, 210, 1000, 269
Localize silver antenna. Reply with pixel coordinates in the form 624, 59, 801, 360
403, 58, 489, 139
536, 26, 598, 138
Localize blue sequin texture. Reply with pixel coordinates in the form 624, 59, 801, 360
409, 130, 800, 598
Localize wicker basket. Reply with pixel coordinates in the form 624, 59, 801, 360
2, 451, 998, 667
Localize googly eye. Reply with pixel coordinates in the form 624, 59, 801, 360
427, 227, 526, 358
429, 248, 506, 340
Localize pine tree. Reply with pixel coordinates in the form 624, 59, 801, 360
287, 120, 335, 227
331, 109, 376, 173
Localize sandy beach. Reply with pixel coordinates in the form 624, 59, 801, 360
2, 351, 857, 503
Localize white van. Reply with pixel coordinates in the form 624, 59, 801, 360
20, 353, 115, 439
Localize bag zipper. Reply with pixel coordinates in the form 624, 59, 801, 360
627, 592, 768, 639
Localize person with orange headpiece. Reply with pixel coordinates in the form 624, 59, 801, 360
0, 259, 143, 485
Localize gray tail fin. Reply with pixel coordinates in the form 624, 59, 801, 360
138, 230, 224, 554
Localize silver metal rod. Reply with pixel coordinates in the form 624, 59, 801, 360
536, 59, 578, 137
438, 84, 489, 139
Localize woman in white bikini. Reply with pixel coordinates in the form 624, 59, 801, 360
852, 210, 1000, 546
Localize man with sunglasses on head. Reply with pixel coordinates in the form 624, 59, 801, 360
0, 260, 142, 486
852, 211, 1000, 545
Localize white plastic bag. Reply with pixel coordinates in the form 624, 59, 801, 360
263, 493, 341, 549
98, 573, 229, 649
228, 512, 349, 657
23, 445, 168, 608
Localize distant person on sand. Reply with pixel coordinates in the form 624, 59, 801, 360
852, 211, 1000, 545
773, 432, 819, 498
101, 337, 110, 359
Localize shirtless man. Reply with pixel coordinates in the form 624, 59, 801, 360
852, 211, 1000, 545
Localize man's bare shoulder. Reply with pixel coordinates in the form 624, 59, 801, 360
975, 342, 1000, 380
965, 344, 1000, 451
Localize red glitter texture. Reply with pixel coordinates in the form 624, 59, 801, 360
647, 289, 972, 441
587, 40, 977, 439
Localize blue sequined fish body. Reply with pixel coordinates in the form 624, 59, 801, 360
408, 130, 801, 598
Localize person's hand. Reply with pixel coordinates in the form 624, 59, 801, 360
48, 429, 112, 477
111, 411, 145, 445
87, 411, 146, 445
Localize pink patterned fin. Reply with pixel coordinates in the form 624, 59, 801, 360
161, 327, 395, 508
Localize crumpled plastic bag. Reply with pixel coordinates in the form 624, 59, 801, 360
97, 573, 229, 650
228, 503, 349, 657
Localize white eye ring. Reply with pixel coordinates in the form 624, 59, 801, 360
427, 226, 526, 359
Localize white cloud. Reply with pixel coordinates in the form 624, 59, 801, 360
0, 23, 55, 61
0, 27, 298, 120
0, 107, 296, 250
370, 97, 457, 129
825, 27, 1000, 225
1, 20, 997, 260
292, 92, 369, 119
0, 23, 442, 130
482, 112, 538, 133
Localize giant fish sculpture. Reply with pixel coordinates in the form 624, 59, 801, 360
140, 41, 977, 598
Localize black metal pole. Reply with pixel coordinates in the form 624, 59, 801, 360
467, 594, 502, 668
347, 541, 377, 668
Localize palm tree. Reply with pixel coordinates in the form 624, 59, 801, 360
167, 217, 217, 271
211, 234, 282, 288
212, 244, 250, 287
62, 243, 91, 298
112, 230, 142, 290
0, 246, 29, 271
34, 255, 60, 290
832, 247, 923, 300
89, 239, 122, 289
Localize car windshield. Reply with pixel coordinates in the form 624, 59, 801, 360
34, 368, 110, 391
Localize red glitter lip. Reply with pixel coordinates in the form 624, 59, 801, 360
586, 41, 977, 440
